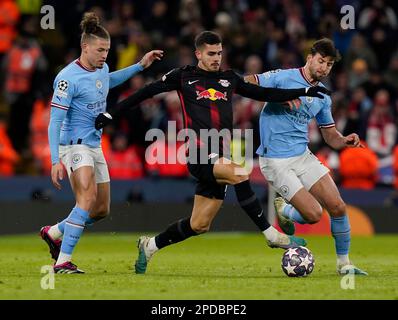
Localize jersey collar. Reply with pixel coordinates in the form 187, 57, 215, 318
299, 67, 318, 86
75, 59, 96, 72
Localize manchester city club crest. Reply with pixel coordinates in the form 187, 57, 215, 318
280, 185, 290, 197
96, 80, 103, 89
306, 96, 314, 103
72, 154, 83, 164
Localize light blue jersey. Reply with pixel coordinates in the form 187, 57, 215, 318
255, 68, 334, 158
48, 59, 143, 164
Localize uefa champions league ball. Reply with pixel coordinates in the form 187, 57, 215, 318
281, 246, 315, 277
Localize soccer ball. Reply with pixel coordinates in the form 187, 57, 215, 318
281, 246, 315, 277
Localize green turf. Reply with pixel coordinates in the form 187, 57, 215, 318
0, 233, 397, 300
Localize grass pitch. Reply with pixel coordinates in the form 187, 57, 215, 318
0, 233, 397, 300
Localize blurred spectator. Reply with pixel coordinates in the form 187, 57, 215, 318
0, 0, 20, 61
29, 98, 51, 175
366, 90, 396, 157
348, 58, 370, 90
244, 55, 263, 75
0, 116, 19, 176
339, 141, 379, 189
359, 0, 398, 70
360, 71, 396, 101
347, 87, 373, 138
344, 34, 378, 72
383, 52, 398, 92
3, 15, 47, 152
106, 133, 144, 180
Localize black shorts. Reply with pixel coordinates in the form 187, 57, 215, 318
187, 157, 227, 200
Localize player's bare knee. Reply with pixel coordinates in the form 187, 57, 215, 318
77, 194, 97, 210
304, 206, 323, 224
328, 201, 346, 217
191, 221, 211, 234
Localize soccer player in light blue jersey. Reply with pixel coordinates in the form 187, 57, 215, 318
245, 38, 367, 275
39, 12, 163, 273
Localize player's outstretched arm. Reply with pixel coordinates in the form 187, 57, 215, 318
95, 71, 181, 130
109, 50, 164, 89
236, 77, 331, 102
95, 81, 166, 129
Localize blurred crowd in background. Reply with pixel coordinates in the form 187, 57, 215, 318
0, 0, 398, 191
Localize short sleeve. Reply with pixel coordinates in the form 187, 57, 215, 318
256, 69, 282, 88
316, 95, 335, 128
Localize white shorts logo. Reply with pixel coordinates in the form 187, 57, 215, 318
72, 154, 82, 164
280, 185, 289, 197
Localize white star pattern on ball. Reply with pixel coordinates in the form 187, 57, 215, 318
284, 261, 297, 275
299, 254, 312, 269
285, 248, 297, 259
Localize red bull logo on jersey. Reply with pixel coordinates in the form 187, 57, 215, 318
196, 88, 227, 101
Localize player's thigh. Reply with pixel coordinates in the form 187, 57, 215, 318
92, 147, 110, 185
190, 195, 223, 232
91, 182, 110, 217
213, 157, 248, 185
309, 173, 346, 217
259, 156, 302, 201
60, 145, 96, 193
297, 150, 330, 194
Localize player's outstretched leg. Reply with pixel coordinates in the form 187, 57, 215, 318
134, 217, 199, 274
135, 236, 156, 274
266, 233, 307, 249
233, 180, 306, 249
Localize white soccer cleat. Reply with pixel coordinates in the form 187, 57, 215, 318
337, 262, 368, 276
274, 197, 296, 235
134, 236, 155, 274
267, 232, 307, 249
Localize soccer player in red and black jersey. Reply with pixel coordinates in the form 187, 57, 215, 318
95, 31, 330, 274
